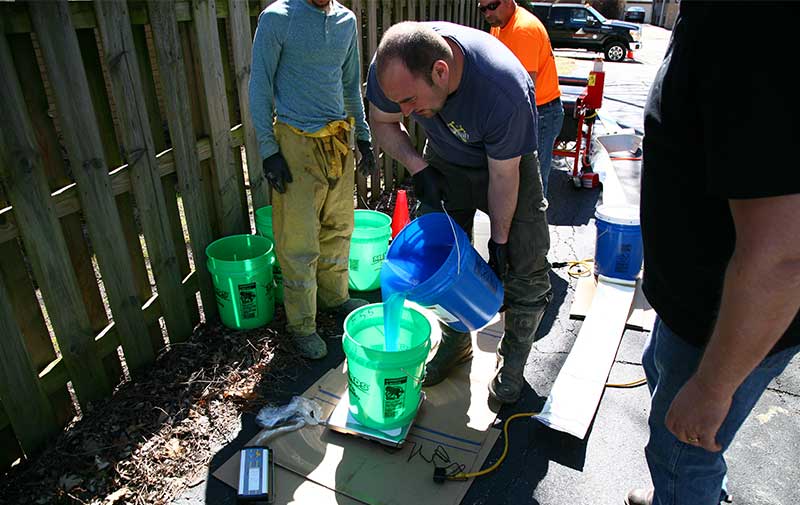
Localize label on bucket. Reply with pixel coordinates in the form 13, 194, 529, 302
383, 377, 407, 419
239, 282, 258, 319
428, 304, 459, 325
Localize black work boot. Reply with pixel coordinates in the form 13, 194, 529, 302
423, 327, 473, 386
292, 331, 328, 360
489, 307, 546, 404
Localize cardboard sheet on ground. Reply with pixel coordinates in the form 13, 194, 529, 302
570, 275, 655, 332
215, 325, 503, 505
536, 278, 635, 439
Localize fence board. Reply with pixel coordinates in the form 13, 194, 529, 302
0, 33, 113, 404
352, 0, 368, 207
192, 0, 247, 236
148, 0, 218, 320
29, 0, 156, 371
80, 25, 166, 354
0, 273, 58, 457
230, 0, 269, 213
94, 0, 194, 344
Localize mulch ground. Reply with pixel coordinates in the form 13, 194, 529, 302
0, 186, 416, 505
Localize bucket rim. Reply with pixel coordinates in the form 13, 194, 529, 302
595, 204, 640, 226
206, 234, 274, 264
390, 213, 463, 295
343, 302, 431, 357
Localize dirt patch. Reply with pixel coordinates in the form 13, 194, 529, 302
0, 306, 343, 505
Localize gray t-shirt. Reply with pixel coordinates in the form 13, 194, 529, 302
366, 22, 537, 167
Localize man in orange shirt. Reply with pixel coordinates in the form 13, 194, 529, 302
480, 0, 564, 198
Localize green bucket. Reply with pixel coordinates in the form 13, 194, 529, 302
342, 303, 431, 430
348, 210, 392, 291
206, 234, 275, 330
254, 206, 283, 303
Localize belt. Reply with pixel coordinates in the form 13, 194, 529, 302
537, 96, 562, 108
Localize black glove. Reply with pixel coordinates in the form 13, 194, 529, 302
488, 239, 509, 280
412, 165, 447, 209
356, 140, 377, 177
262, 152, 292, 194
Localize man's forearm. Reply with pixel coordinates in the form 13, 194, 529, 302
487, 158, 520, 243
369, 120, 427, 175
693, 249, 800, 397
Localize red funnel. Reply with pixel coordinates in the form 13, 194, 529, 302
391, 190, 411, 239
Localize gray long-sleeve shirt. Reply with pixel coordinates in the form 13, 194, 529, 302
249, 0, 370, 160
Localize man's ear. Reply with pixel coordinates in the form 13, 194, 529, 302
431, 60, 448, 83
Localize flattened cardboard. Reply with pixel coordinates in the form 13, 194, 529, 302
215, 324, 504, 505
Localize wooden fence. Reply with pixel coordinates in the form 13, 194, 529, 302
0, 0, 484, 469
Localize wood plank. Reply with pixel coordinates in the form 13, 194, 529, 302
78, 24, 164, 355
0, 269, 203, 435
94, 0, 194, 344
182, 21, 221, 239
29, 0, 155, 372
14, 32, 111, 344
148, 0, 218, 319
191, 0, 247, 236
1, 1, 268, 35
0, 273, 58, 457
0, 133, 242, 246
351, 0, 368, 207
0, 32, 113, 405
229, 0, 270, 212
535, 278, 636, 439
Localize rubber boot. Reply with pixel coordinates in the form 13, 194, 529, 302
423, 327, 473, 386
292, 331, 328, 360
488, 307, 546, 404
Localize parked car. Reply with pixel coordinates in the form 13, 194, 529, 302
521, 2, 642, 62
624, 6, 646, 23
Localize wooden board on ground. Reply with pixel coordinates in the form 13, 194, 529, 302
569, 275, 655, 332
536, 278, 636, 439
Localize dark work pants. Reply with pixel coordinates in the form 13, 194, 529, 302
419, 146, 552, 368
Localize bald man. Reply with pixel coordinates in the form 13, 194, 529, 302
366, 22, 552, 404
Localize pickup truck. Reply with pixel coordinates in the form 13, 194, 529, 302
521, 2, 642, 62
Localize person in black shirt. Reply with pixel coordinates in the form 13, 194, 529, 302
626, 3, 800, 505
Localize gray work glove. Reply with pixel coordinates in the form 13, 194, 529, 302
263, 152, 292, 194
357, 140, 377, 177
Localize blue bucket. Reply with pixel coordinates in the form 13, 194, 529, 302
380, 213, 503, 332
594, 204, 643, 281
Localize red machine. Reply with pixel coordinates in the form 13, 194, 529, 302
553, 59, 605, 189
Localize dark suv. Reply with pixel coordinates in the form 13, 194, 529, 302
522, 2, 642, 62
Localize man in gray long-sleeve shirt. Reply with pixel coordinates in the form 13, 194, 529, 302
249, 0, 376, 359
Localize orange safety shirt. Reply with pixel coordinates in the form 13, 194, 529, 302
490, 6, 561, 106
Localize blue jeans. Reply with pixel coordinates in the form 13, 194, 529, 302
642, 317, 799, 505
537, 98, 564, 198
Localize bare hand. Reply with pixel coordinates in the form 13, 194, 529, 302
665, 376, 731, 452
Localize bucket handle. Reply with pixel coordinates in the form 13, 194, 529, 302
441, 201, 461, 276
400, 367, 425, 386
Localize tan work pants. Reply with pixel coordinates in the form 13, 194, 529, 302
272, 120, 355, 336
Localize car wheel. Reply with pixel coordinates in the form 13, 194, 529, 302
604, 42, 626, 62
